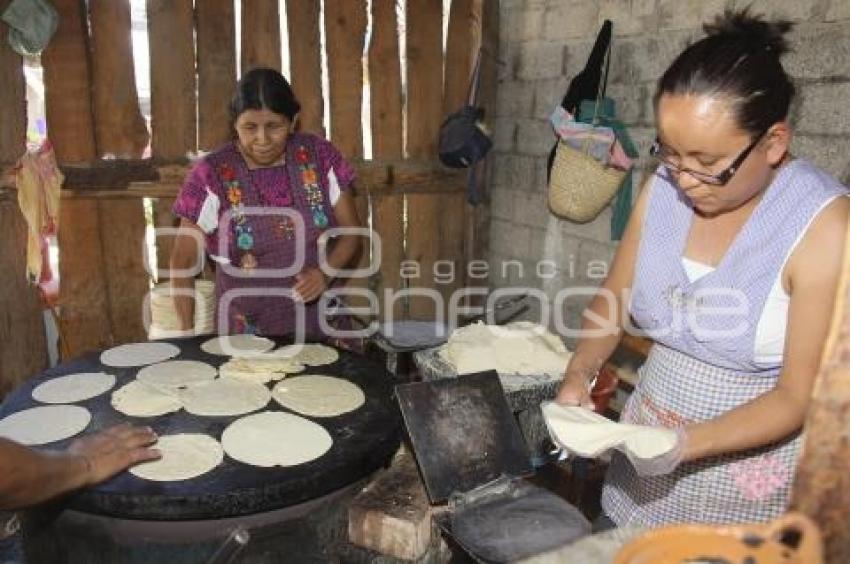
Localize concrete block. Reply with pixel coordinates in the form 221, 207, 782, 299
489, 188, 515, 221
562, 41, 594, 79
543, 1, 601, 41
605, 82, 651, 126
503, 5, 546, 43
557, 205, 613, 243
792, 135, 850, 184
512, 188, 550, 227
492, 117, 517, 152
826, 0, 850, 21
577, 239, 617, 285
533, 78, 569, 120
785, 24, 850, 80
731, 0, 816, 22
489, 218, 532, 259
516, 118, 558, 156
599, 0, 659, 36
515, 41, 567, 80
611, 31, 696, 84
796, 82, 850, 136
495, 80, 535, 118
657, 0, 730, 32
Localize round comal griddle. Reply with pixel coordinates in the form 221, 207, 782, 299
0, 336, 401, 520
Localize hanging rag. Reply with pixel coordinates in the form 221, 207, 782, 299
1, 0, 58, 56
15, 139, 63, 285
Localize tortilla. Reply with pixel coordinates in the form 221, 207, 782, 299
272, 343, 339, 366
136, 360, 217, 389
130, 433, 223, 481
0, 405, 91, 445
200, 335, 275, 356
221, 411, 332, 467
111, 381, 182, 417
180, 379, 271, 416
32, 372, 116, 404
100, 342, 180, 368
272, 375, 364, 417
219, 357, 305, 384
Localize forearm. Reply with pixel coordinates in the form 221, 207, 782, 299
684, 385, 807, 461
170, 276, 196, 330
324, 235, 361, 278
0, 442, 89, 510
565, 290, 625, 381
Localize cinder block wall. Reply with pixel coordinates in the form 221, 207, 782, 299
487, 0, 850, 341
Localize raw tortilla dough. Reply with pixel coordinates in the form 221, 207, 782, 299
180, 379, 271, 416
272, 375, 364, 417
0, 405, 91, 445
100, 342, 180, 368
221, 411, 332, 467
541, 402, 677, 460
32, 372, 116, 404
136, 360, 218, 389
219, 357, 305, 384
272, 343, 339, 366
439, 322, 572, 377
130, 433, 223, 481
111, 381, 182, 417
200, 335, 275, 357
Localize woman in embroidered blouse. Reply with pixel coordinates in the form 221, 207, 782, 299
556, 10, 848, 528
169, 68, 362, 339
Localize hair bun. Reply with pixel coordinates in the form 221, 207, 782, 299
704, 8, 793, 56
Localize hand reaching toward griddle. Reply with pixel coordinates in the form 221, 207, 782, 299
68, 423, 160, 486
0, 423, 160, 509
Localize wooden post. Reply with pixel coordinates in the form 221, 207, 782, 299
405, 0, 443, 159
324, 0, 367, 159
241, 0, 281, 73
443, 0, 477, 117
0, 1, 48, 391
88, 0, 150, 158
147, 0, 197, 160
41, 0, 98, 163
369, 0, 405, 320
196, 0, 237, 151
791, 222, 850, 562
286, 0, 324, 135
0, 201, 48, 398
0, 0, 26, 166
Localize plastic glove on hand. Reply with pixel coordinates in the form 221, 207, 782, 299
625, 426, 688, 477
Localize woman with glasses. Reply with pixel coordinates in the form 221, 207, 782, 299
557, 10, 848, 528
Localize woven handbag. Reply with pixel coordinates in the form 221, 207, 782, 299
548, 140, 626, 222
548, 35, 626, 223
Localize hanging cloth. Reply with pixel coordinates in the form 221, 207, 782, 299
1, 0, 58, 56
15, 139, 63, 285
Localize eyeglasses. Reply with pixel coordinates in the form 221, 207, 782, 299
649, 130, 768, 186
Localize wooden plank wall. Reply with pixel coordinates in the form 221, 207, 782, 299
1, 0, 491, 367
286, 0, 324, 135
0, 4, 47, 391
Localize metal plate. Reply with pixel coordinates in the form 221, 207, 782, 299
0, 337, 401, 520
395, 371, 533, 503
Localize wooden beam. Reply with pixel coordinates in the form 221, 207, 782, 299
792, 221, 850, 562
0, 0, 26, 165
443, 0, 477, 116
368, 0, 403, 160
405, 0, 443, 158
57, 200, 112, 358
147, 0, 197, 160
0, 201, 47, 398
196, 0, 236, 151
285, 0, 324, 135
98, 199, 151, 344
324, 0, 367, 158
41, 0, 98, 163
88, 0, 149, 158
241, 0, 281, 72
